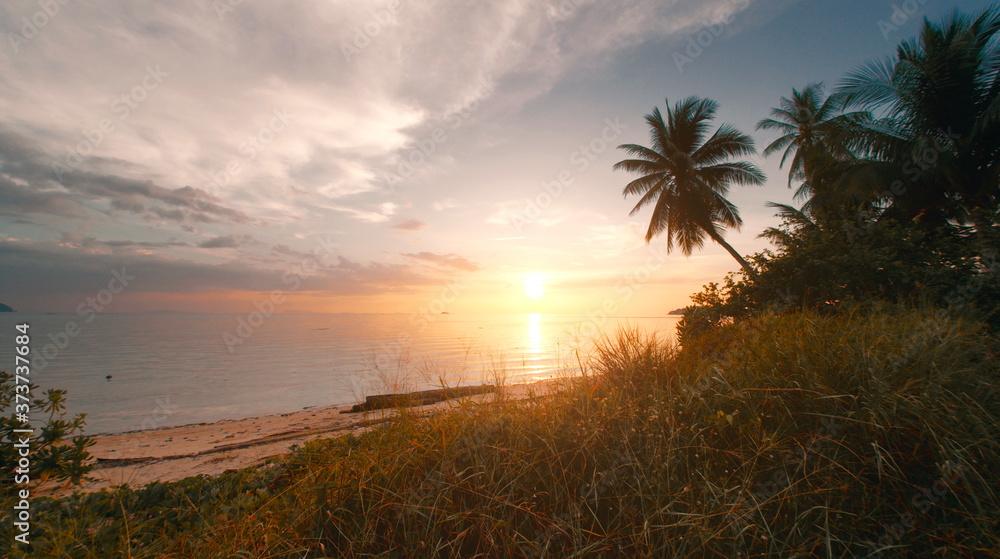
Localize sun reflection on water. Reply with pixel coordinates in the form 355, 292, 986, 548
527, 313, 542, 352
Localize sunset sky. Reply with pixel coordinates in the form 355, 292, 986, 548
0, 0, 992, 315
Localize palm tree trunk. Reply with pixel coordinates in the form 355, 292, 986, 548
708, 231, 756, 276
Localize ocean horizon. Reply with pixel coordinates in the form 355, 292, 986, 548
0, 312, 680, 435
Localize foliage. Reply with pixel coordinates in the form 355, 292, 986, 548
837, 7, 1000, 231
676, 205, 1000, 344
2, 462, 291, 558
0, 371, 94, 493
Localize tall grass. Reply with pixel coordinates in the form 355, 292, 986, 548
6, 304, 999, 558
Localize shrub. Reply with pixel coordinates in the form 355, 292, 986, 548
677, 217, 1000, 344
0, 370, 94, 492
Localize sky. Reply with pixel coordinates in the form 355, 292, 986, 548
0, 0, 994, 316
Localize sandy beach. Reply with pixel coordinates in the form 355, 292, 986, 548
40, 380, 567, 498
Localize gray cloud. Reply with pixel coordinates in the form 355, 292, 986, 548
198, 234, 255, 249
0, 175, 81, 218
65, 175, 250, 224
0, 239, 444, 310
0, 130, 250, 225
88, 237, 189, 250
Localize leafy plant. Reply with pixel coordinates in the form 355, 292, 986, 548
0, 370, 94, 492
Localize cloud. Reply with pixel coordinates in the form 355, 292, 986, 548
0, 0, 762, 311
0, 130, 250, 225
197, 234, 256, 249
433, 198, 459, 211
83, 237, 189, 251
0, 0, 737, 210
0, 239, 279, 299
403, 251, 481, 271
0, 175, 81, 218
67, 174, 251, 224
326, 202, 399, 223
0, 238, 449, 310
390, 218, 426, 231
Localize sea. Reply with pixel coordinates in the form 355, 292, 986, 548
0, 313, 680, 435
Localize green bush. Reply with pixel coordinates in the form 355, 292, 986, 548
677, 217, 1000, 344
0, 370, 93, 492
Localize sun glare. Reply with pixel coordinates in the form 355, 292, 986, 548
527, 313, 542, 349
524, 274, 545, 299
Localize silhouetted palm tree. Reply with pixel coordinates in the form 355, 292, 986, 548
756, 83, 867, 210
838, 7, 1000, 231
614, 97, 765, 274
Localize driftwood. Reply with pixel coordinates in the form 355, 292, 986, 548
342, 384, 495, 413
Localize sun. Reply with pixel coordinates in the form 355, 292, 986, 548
524, 274, 545, 299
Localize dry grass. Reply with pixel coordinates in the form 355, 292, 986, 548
7, 304, 1000, 558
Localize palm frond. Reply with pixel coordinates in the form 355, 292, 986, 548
765, 201, 816, 230
614, 96, 762, 270
698, 162, 766, 189
629, 180, 668, 216
613, 158, 667, 178
621, 173, 666, 199
840, 57, 901, 112
692, 124, 757, 165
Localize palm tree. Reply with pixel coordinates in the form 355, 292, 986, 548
755, 83, 867, 210
838, 7, 1000, 232
614, 97, 765, 274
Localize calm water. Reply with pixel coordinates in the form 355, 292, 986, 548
0, 313, 679, 434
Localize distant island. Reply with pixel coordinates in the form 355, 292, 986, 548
667, 308, 686, 315
0, 303, 15, 312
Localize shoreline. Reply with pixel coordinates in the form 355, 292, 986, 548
38, 379, 569, 498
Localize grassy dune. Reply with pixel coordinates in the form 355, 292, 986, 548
6, 305, 1000, 558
